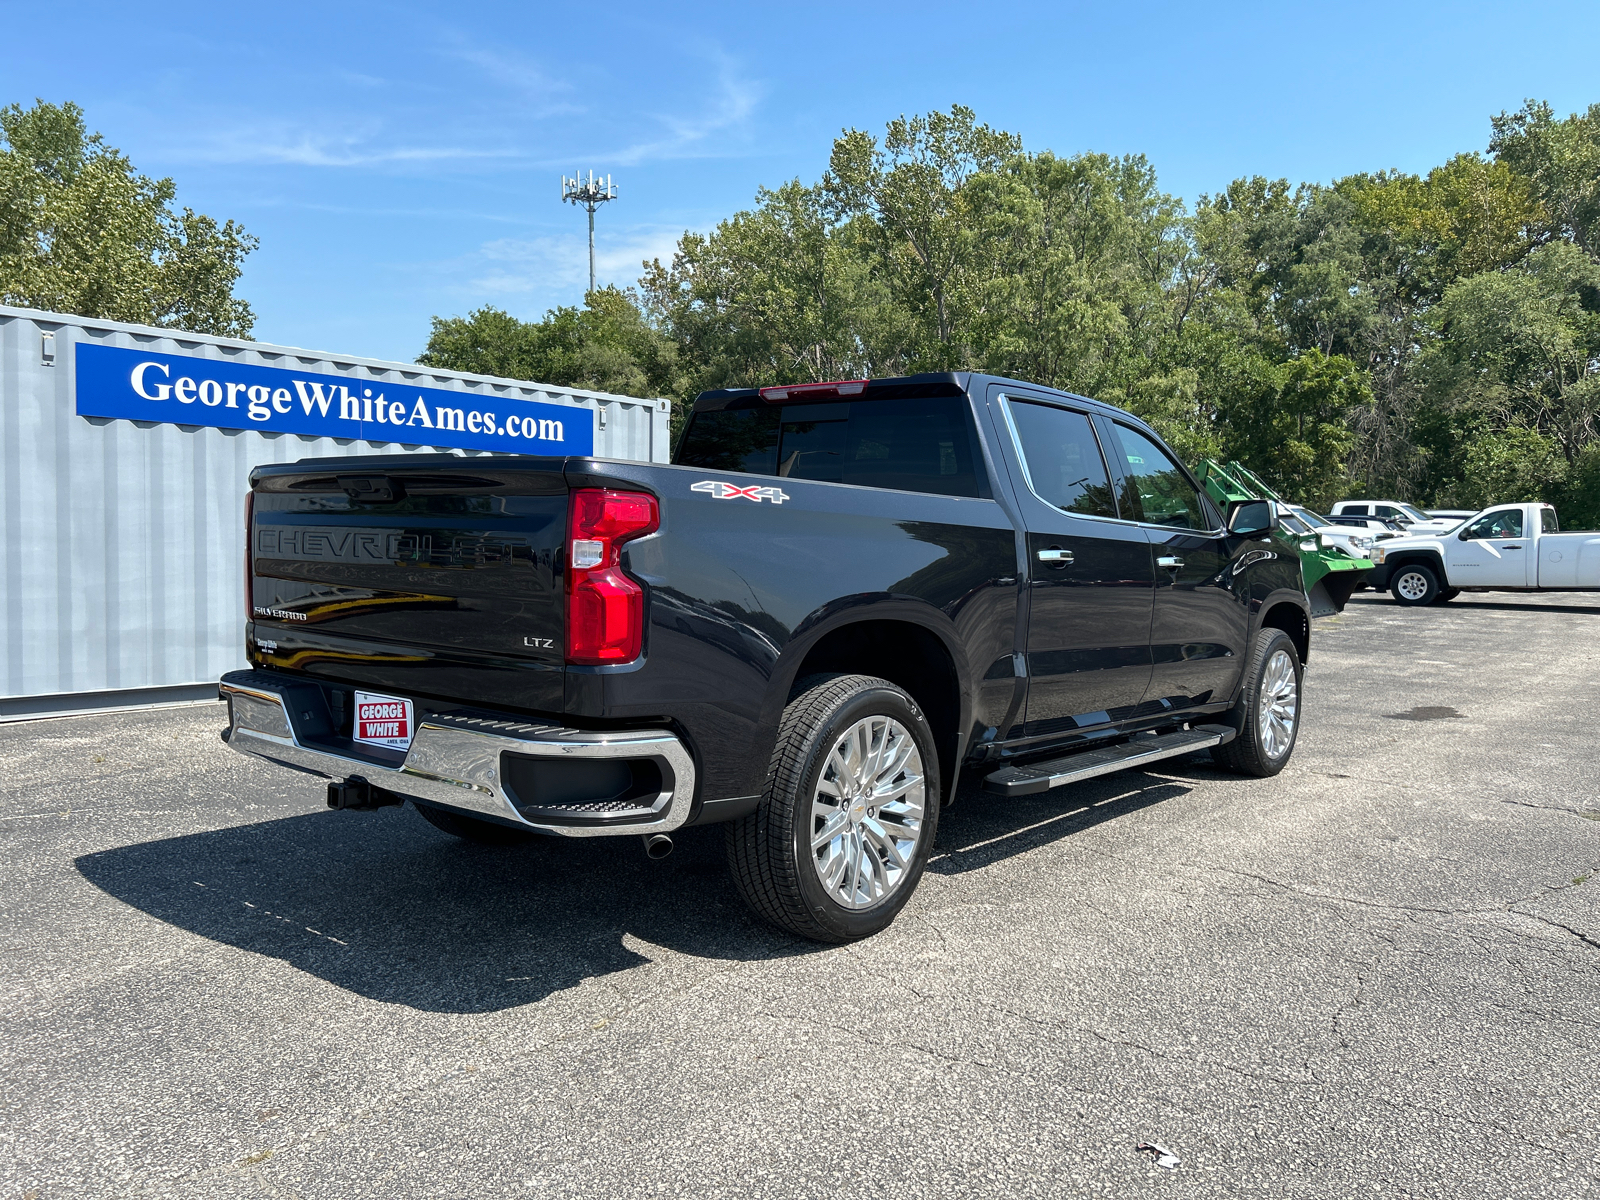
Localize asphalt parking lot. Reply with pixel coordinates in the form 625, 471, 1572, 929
4, 590, 1599, 1199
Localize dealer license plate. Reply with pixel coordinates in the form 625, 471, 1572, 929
352, 690, 415, 751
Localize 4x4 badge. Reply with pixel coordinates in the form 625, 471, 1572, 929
691, 481, 790, 504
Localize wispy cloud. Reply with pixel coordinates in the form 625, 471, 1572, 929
445, 43, 581, 119
606, 52, 764, 166
460, 227, 684, 299
177, 119, 521, 167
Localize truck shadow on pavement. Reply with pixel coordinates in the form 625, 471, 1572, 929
74, 769, 1194, 1015
933, 771, 1193, 875
1347, 595, 1600, 616
74, 808, 791, 1015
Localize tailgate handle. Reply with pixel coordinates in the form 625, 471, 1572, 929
338, 474, 405, 503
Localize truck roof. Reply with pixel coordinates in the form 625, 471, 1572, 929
691, 372, 1120, 419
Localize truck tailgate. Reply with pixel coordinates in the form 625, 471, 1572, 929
248, 458, 567, 712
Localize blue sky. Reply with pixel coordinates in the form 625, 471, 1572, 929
5, 1, 1598, 363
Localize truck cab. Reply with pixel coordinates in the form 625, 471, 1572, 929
1370, 503, 1600, 603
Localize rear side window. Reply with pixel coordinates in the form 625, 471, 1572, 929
1006, 400, 1117, 518
1541, 508, 1559, 533
676, 396, 982, 497
1342, 504, 1369, 516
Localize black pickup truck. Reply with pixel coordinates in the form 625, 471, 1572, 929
222, 372, 1310, 942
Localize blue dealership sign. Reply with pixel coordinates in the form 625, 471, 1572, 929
74, 342, 594, 456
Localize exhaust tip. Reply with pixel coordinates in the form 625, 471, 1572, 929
643, 833, 674, 860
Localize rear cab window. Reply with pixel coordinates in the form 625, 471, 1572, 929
676, 395, 984, 498
1541, 508, 1559, 534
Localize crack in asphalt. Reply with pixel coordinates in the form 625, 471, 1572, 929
1500, 799, 1595, 817
1178, 861, 1600, 960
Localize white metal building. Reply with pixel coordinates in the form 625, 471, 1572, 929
0, 304, 672, 720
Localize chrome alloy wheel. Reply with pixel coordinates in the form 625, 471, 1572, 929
809, 715, 926, 909
1395, 569, 1431, 602
1257, 647, 1299, 760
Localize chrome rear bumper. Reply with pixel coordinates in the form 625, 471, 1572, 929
219, 670, 695, 838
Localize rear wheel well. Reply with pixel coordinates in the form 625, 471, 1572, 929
789, 620, 961, 800
1258, 602, 1309, 667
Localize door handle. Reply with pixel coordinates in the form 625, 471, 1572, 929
1036, 548, 1074, 565
1501, 544, 1522, 550
1157, 555, 1184, 569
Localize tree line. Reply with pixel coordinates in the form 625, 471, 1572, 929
424, 102, 1600, 520
7, 97, 1595, 520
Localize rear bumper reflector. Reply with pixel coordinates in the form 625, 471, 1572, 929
219, 670, 695, 838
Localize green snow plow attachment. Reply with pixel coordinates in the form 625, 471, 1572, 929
1194, 459, 1369, 617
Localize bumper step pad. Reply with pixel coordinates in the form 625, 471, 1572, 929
983, 725, 1236, 797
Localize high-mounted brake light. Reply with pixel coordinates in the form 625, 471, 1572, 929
565, 488, 659, 665
758, 379, 868, 403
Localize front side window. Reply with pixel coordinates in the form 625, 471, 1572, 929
1376, 505, 1402, 520
1106, 423, 1211, 530
1465, 509, 1524, 539
1541, 508, 1559, 533
1006, 400, 1118, 518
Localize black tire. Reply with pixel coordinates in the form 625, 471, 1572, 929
1435, 588, 1461, 603
1212, 628, 1302, 778
726, 674, 941, 944
1390, 563, 1440, 606
414, 802, 535, 845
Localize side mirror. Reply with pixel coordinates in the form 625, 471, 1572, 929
1227, 499, 1273, 536
1457, 529, 1472, 541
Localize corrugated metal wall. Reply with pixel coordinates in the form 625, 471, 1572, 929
0, 305, 672, 716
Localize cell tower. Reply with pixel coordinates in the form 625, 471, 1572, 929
562, 170, 618, 295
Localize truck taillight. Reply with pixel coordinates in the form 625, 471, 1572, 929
565, 488, 659, 665
244, 490, 254, 625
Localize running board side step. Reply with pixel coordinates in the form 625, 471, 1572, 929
983, 725, 1236, 797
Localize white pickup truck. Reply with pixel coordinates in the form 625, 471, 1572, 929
1369, 502, 1600, 605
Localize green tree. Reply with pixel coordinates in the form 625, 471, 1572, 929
1491, 100, 1600, 260
825, 105, 1020, 361
419, 286, 682, 401
1420, 241, 1600, 496
1218, 350, 1372, 508
0, 100, 256, 335
639, 181, 908, 390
